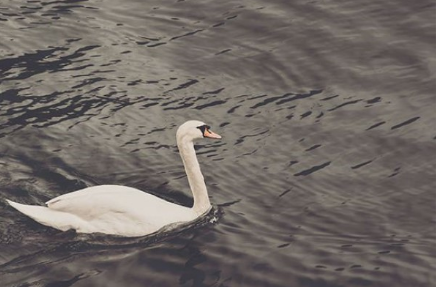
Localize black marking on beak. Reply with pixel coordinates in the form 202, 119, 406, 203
197, 124, 211, 137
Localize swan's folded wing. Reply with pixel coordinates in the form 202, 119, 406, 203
46, 185, 148, 221
44, 185, 192, 236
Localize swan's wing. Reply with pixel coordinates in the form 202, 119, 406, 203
46, 185, 191, 221
46, 185, 124, 206
44, 184, 194, 236
46, 185, 157, 221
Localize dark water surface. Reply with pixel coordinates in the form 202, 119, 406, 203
0, 0, 435, 286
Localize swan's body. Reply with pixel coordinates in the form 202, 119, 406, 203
6, 120, 221, 237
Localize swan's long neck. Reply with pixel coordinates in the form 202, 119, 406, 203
177, 138, 211, 215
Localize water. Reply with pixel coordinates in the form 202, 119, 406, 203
0, 0, 435, 286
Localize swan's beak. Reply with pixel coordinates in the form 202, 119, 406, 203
204, 129, 222, 139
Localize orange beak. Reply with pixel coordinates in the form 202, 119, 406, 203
204, 129, 222, 139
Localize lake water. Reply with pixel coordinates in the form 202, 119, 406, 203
0, 0, 435, 286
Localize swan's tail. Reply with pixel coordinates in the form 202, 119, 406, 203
6, 199, 81, 232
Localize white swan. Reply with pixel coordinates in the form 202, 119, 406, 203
6, 120, 222, 237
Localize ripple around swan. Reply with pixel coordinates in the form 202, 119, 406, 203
1, 0, 435, 286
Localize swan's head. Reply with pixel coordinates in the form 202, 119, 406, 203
177, 120, 222, 143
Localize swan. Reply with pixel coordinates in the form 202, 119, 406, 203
6, 120, 222, 237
